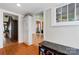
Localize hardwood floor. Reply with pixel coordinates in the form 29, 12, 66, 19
0, 43, 39, 55
0, 33, 43, 55
3, 38, 18, 47
32, 33, 44, 46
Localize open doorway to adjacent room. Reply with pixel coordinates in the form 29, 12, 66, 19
3, 13, 18, 47
32, 12, 44, 46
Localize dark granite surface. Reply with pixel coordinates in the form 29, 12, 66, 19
40, 41, 79, 55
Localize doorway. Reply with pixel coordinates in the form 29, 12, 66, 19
3, 13, 18, 47
33, 12, 44, 46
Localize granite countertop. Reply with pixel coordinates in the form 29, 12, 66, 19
40, 41, 79, 55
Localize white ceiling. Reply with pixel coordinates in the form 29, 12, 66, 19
0, 3, 59, 15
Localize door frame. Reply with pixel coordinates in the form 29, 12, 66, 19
1, 9, 23, 48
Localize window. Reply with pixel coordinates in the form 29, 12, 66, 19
56, 8, 62, 22
62, 5, 67, 22
56, 3, 76, 22
76, 3, 79, 21
68, 3, 75, 21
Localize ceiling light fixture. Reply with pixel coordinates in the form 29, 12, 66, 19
17, 3, 21, 7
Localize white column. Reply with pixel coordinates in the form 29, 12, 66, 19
23, 15, 33, 45
18, 15, 24, 43
28, 16, 32, 45
0, 9, 4, 48
32, 15, 36, 33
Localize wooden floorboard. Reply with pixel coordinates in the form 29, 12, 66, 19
0, 43, 39, 55
0, 33, 43, 55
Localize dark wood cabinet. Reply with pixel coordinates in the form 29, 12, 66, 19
10, 20, 18, 41
8, 16, 18, 42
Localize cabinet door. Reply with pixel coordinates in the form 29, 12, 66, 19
68, 3, 75, 21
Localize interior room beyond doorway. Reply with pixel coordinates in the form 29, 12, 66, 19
32, 12, 44, 46
3, 13, 18, 47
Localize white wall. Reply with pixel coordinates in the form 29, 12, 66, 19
44, 5, 79, 49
